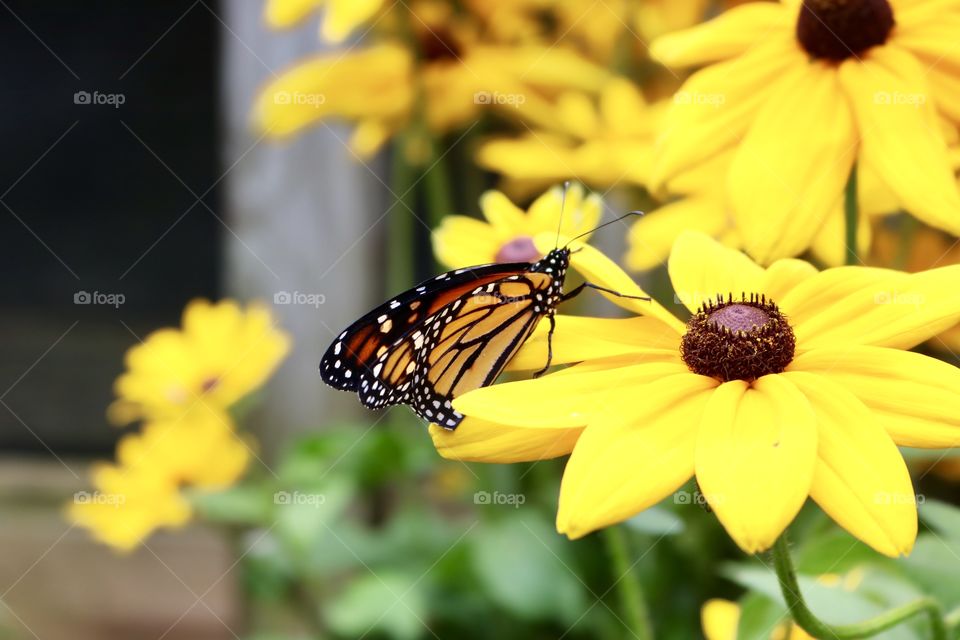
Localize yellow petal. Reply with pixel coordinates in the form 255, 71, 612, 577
321, 0, 383, 42
557, 373, 716, 538
785, 371, 917, 557
760, 258, 819, 301
454, 361, 690, 428
264, 0, 322, 29
428, 418, 582, 463
701, 599, 740, 640
431, 215, 500, 269
651, 2, 791, 67
534, 233, 686, 333
626, 195, 730, 272
479, 190, 528, 234
791, 346, 960, 448
788, 265, 960, 349
838, 46, 960, 236
728, 63, 856, 264
668, 230, 764, 314
808, 201, 873, 268
651, 37, 802, 190
505, 315, 680, 372
695, 376, 817, 554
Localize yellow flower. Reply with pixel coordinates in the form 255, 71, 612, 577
625, 153, 888, 271
702, 598, 813, 640
649, 0, 960, 264
477, 79, 658, 196
254, 3, 610, 157
109, 299, 290, 424
69, 407, 249, 551
438, 232, 960, 556
263, 0, 386, 42
431, 183, 602, 270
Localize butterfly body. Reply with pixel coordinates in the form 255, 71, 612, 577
320, 248, 571, 430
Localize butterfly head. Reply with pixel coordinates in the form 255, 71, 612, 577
529, 247, 570, 278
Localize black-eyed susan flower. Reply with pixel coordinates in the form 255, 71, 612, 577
436, 232, 960, 556
108, 299, 290, 424
255, 2, 609, 157
649, 0, 960, 264
477, 79, 658, 195
431, 183, 602, 269
69, 407, 250, 551
263, 0, 387, 42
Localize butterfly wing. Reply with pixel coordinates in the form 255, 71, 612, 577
406, 272, 554, 428
320, 262, 533, 393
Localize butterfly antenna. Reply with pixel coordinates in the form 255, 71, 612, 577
563, 210, 644, 247
554, 180, 570, 249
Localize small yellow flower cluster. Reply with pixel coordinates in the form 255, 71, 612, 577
69, 300, 290, 551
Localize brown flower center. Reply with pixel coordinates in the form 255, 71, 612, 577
681, 294, 796, 382
419, 26, 463, 63
495, 236, 541, 263
796, 0, 895, 61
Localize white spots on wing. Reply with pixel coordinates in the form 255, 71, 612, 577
333, 342, 342, 355
373, 363, 383, 377
334, 360, 341, 368
405, 361, 415, 374
389, 300, 400, 309
344, 370, 352, 378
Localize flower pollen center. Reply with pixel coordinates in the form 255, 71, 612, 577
796, 0, 895, 61
495, 236, 541, 263
681, 294, 796, 382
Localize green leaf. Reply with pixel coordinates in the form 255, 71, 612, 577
326, 571, 429, 640
736, 593, 787, 640
273, 479, 353, 557
469, 512, 585, 623
625, 505, 685, 536
918, 499, 960, 542
187, 484, 272, 526
900, 533, 960, 609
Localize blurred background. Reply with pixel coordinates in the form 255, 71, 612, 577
4, 1, 960, 639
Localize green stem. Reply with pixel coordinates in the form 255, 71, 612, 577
421, 133, 455, 228
386, 135, 417, 294
772, 534, 947, 639
844, 164, 859, 266
603, 526, 654, 640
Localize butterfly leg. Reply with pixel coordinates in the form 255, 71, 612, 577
561, 282, 651, 302
532, 314, 556, 378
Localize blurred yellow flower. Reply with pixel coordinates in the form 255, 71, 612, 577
109, 299, 290, 424
432, 183, 602, 269
702, 598, 813, 640
441, 232, 960, 556
263, 0, 386, 42
650, 0, 960, 264
625, 154, 885, 271
254, 3, 609, 157
477, 79, 658, 196
69, 407, 250, 551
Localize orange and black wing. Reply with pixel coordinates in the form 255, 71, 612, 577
320, 265, 557, 429
320, 262, 534, 394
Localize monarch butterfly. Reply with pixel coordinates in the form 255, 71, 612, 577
319, 211, 645, 430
